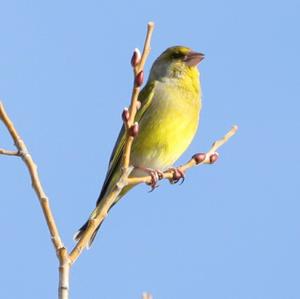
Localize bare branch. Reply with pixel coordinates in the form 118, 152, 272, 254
0, 102, 64, 251
126, 125, 238, 186
136, 22, 155, 74
142, 292, 153, 299
58, 248, 71, 299
69, 166, 133, 263
69, 22, 156, 261
0, 102, 70, 299
0, 148, 20, 156
123, 21, 154, 169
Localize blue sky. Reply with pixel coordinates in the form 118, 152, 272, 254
0, 1, 299, 298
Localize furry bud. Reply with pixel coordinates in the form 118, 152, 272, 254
135, 71, 144, 87
122, 107, 130, 122
131, 48, 141, 67
129, 122, 139, 137
209, 152, 219, 164
192, 153, 206, 164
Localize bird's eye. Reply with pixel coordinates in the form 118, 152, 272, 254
171, 52, 184, 59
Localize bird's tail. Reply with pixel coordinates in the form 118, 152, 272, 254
73, 205, 108, 248
74, 185, 133, 248
73, 222, 99, 249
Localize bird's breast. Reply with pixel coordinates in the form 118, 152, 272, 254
131, 79, 201, 172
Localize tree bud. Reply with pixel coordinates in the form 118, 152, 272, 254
209, 152, 219, 164
129, 122, 139, 137
122, 107, 130, 122
131, 48, 141, 67
192, 153, 206, 164
135, 71, 144, 87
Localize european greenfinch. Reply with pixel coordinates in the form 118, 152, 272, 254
75, 46, 204, 247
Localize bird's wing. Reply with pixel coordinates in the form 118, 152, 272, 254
97, 81, 156, 205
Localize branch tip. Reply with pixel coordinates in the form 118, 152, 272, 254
147, 21, 155, 28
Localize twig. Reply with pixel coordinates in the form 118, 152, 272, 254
0, 148, 19, 156
0, 102, 64, 250
142, 292, 153, 299
0, 22, 156, 299
126, 125, 238, 186
69, 22, 156, 259
123, 22, 155, 169
69, 166, 133, 263
136, 22, 154, 75
0, 102, 70, 299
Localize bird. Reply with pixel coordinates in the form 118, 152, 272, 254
74, 46, 204, 247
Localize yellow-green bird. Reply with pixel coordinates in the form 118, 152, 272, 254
75, 46, 204, 247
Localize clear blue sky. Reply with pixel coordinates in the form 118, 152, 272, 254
0, 1, 299, 298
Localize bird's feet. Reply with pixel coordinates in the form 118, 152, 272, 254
134, 166, 164, 192
167, 167, 185, 185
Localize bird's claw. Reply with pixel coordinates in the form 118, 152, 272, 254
168, 167, 185, 185
147, 169, 164, 192
134, 166, 164, 192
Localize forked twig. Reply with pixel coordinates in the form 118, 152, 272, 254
0, 102, 64, 251
0, 102, 70, 299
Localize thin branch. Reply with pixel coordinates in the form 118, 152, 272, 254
0, 148, 20, 156
69, 22, 156, 259
123, 21, 154, 169
70, 22, 156, 262
0, 102, 64, 251
142, 293, 153, 299
0, 102, 70, 299
136, 22, 155, 75
69, 166, 133, 263
208, 125, 238, 154
126, 125, 238, 186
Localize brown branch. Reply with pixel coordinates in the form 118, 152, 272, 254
0, 102, 64, 250
58, 248, 71, 299
69, 23, 156, 260
69, 23, 155, 261
135, 21, 155, 75
0, 148, 20, 156
142, 292, 153, 299
126, 125, 238, 186
0, 102, 70, 299
69, 166, 133, 263
0, 22, 156, 299
123, 22, 154, 169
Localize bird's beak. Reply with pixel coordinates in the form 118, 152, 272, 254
183, 51, 205, 67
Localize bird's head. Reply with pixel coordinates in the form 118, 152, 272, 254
149, 46, 204, 82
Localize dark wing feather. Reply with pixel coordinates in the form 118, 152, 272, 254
96, 81, 156, 205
